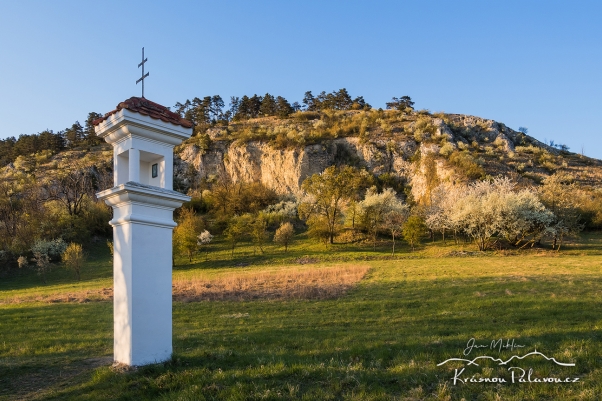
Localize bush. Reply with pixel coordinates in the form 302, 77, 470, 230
306, 216, 331, 246
448, 151, 485, 180
31, 238, 67, 262
17, 256, 28, 269
292, 111, 320, 121
403, 215, 427, 251
62, 243, 86, 281
439, 143, 454, 156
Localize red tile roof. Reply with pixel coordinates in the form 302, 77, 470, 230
93, 97, 193, 129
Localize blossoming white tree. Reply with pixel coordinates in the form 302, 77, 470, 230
358, 187, 408, 250
197, 229, 213, 260
439, 178, 554, 251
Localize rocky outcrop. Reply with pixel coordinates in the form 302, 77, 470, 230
177, 137, 422, 195
176, 135, 458, 203
174, 113, 557, 200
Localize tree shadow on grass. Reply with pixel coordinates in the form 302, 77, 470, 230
4, 273, 601, 400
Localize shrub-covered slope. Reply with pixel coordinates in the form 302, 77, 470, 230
172, 109, 602, 201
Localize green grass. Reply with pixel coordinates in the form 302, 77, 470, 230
1, 234, 601, 400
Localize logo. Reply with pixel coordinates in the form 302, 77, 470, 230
437, 338, 579, 385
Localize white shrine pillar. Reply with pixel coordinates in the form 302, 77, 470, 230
95, 97, 192, 366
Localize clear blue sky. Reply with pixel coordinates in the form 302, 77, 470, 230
1, 1, 600, 158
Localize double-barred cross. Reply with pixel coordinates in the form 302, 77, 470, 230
136, 47, 149, 98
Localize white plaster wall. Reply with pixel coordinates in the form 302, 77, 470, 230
139, 157, 164, 187
140, 161, 150, 185
130, 222, 173, 365
112, 219, 175, 366
113, 222, 132, 364
116, 153, 129, 185
163, 153, 173, 189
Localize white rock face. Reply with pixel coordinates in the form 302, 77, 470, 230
174, 114, 533, 201
177, 137, 425, 197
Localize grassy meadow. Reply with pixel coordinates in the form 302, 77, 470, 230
1, 234, 601, 400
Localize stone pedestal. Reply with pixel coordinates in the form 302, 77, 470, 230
95, 97, 192, 366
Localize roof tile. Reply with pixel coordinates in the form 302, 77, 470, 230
93, 97, 193, 129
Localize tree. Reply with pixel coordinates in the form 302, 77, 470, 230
497, 188, 554, 248
33, 252, 50, 284
261, 200, 298, 225
234, 94, 264, 120
207, 178, 278, 221
39, 129, 66, 152
386, 96, 415, 112
197, 230, 213, 261
275, 96, 294, 118
210, 95, 225, 123
224, 214, 252, 257
228, 96, 241, 119
302, 91, 316, 111
62, 242, 86, 281
31, 239, 67, 284
84, 112, 103, 146
0, 177, 41, 254
539, 174, 584, 250
448, 177, 554, 251
174, 95, 225, 133
449, 179, 503, 251
306, 215, 332, 245
64, 121, 84, 148
250, 214, 268, 254
345, 200, 361, 233
260, 93, 277, 116
351, 96, 371, 110
302, 89, 367, 111
173, 207, 203, 262
299, 166, 366, 244
274, 222, 294, 252
403, 215, 426, 251
518, 127, 528, 134
424, 184, 458, 243
332, 88, 353, 110
43, 159, 94, 217
358, 187, 408, 249
383, 209, 409, 255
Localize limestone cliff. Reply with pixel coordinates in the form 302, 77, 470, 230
177, 137, 416, 194
174, 111, 602, 201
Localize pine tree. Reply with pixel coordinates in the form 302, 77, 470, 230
275, 96, 293, 118
260, 93, 277, 116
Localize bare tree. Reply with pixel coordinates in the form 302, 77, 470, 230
43, 160, 95, 217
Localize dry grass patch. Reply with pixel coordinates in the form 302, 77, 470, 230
1, 265, 370, 304
0, 287, 114, 304
173, 264, 370, 302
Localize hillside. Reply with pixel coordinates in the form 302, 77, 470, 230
4, 108, 602, 201
171, 109, 602, 201
2, 105, 602, 265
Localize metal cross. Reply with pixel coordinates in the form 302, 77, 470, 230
136, 47, 149, 98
